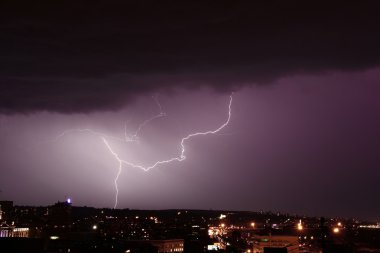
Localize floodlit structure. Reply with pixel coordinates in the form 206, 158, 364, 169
252, 235, 299, 253
0, 223, 29, 238
149, 239, 184, 253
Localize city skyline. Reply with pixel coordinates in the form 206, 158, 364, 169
1, 1, 380, 221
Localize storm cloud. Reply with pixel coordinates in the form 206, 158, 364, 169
1, 0, 380, 113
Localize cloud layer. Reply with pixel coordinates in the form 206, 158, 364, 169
1, 1, 380, 113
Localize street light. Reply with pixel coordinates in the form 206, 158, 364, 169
297, 220, 303, 231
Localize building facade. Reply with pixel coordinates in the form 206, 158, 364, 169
0, 223, 29, 238
150, 239, 184, 253
252, 235, 299, 253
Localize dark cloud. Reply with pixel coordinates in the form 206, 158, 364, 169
1, 0, 380, 113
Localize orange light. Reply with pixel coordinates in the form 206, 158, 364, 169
251, 222, 255, 228
333, 227, 340, 233
297, 220, 303, 231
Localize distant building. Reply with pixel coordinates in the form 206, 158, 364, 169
0, 223, 12, 237
13, 227, 30, 237
0, 201, 14, 221
149, 239, 184, 253
0, 223, 29, 238
124, 239, 184, 253
252, 235, 299, 253
48, 200, 72, 226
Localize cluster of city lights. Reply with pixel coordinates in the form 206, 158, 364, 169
332, 221, 343, 234
359, 224, 380, 229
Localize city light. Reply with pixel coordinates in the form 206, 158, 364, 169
297, 220, 303, 231
359, 224, 380, 229
3, 201, 378, 252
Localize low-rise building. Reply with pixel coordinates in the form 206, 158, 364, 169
149, 239, 184, 253
252, 235, 299, 253
0, 223, 29, 238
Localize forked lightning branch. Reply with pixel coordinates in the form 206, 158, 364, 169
53, 94, 233, 208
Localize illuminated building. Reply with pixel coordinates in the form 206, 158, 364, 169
208, 242, 223, 251
0, 223, 29, 238
149, 239, 184, 253
12, 227, 29, 237
0, 223, 12, 237
123, 239, 184, 253
0, 202, 29, 238
252, 235, 299, 253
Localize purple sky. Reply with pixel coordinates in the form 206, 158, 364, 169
1, 1, 380, 221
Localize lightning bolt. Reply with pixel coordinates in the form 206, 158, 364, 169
51, 96, 165, 144
50, 96, 167, 208
126, 95, 166, 143
49, 94, 233, 209
103, 94, 233, 208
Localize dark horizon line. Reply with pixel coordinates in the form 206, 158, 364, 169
6, 201, 372, 223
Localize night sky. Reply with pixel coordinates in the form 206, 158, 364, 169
1, 1, 380, 221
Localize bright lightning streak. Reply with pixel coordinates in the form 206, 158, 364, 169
113, 155, 123, 209
103, 94, 232, 171
102, 94, 233, 208
48, 94, 233, 209
51, 96, 167, 209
